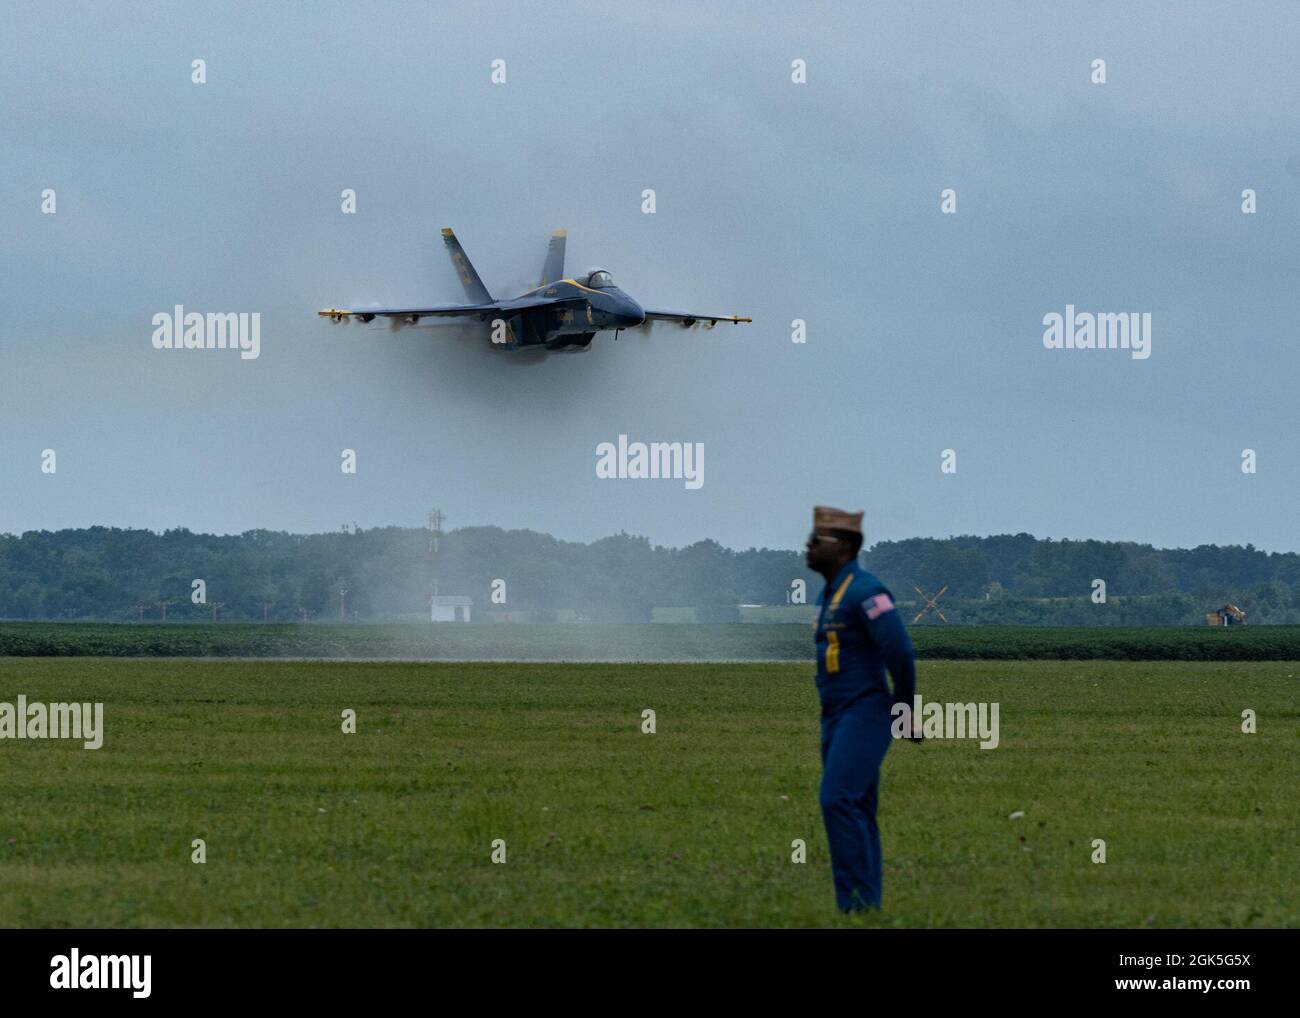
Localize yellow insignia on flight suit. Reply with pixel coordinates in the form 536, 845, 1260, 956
826, 631, 840, 673
823, 573, 855, 674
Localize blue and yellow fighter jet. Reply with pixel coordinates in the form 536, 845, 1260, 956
318, 228, 751, 351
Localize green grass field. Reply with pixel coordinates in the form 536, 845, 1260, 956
3, 621, 1300, 660
0, 657, 1295, 927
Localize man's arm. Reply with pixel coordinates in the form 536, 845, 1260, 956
863, 590, 920, 739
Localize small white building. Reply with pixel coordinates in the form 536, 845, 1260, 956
431, 595, 472, 622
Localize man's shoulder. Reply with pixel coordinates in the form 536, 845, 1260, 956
848, 569, 902, 622
850, 568, 892, 599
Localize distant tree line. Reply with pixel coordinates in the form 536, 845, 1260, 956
1, 526, 1299, 624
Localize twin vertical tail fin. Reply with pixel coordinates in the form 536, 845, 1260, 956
441, 228, 492, 304
440, 226, 567, 300
539, 229, 566, 287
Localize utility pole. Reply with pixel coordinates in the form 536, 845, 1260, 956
338, 585, 348, 621
134, 602, 146, 622
261, 601, 272, 622
157, 601, 169, 621
211, 602, 224, 623
428, 509, 444, 604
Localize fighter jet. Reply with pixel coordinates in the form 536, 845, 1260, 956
318, 228, 751, 351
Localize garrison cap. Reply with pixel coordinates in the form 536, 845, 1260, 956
813, 506, 864, 535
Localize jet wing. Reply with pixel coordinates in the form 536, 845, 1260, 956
319, 292, 596, 322
642, 309, 752, 327
318, 302, 499, 322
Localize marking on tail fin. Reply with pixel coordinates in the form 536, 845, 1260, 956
440, 227, 492, 303
539, 229, 566, 287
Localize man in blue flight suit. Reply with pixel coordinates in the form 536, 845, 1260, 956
805, 505, 919, 913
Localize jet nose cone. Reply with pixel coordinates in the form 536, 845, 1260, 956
621, 298, 645, 327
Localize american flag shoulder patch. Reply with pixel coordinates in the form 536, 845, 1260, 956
864, 593, 895, 620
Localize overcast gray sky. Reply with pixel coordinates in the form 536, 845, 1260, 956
2, 1, 1297, 551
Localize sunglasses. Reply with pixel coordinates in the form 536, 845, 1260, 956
807, 532, 842, 545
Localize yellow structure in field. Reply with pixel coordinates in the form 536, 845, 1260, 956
1206, 603, 1246, 626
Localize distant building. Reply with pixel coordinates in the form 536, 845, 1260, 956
431, 595, 472, 623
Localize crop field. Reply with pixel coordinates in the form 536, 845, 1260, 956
2, 622, 1299, 661
0, 657, 1295, 927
